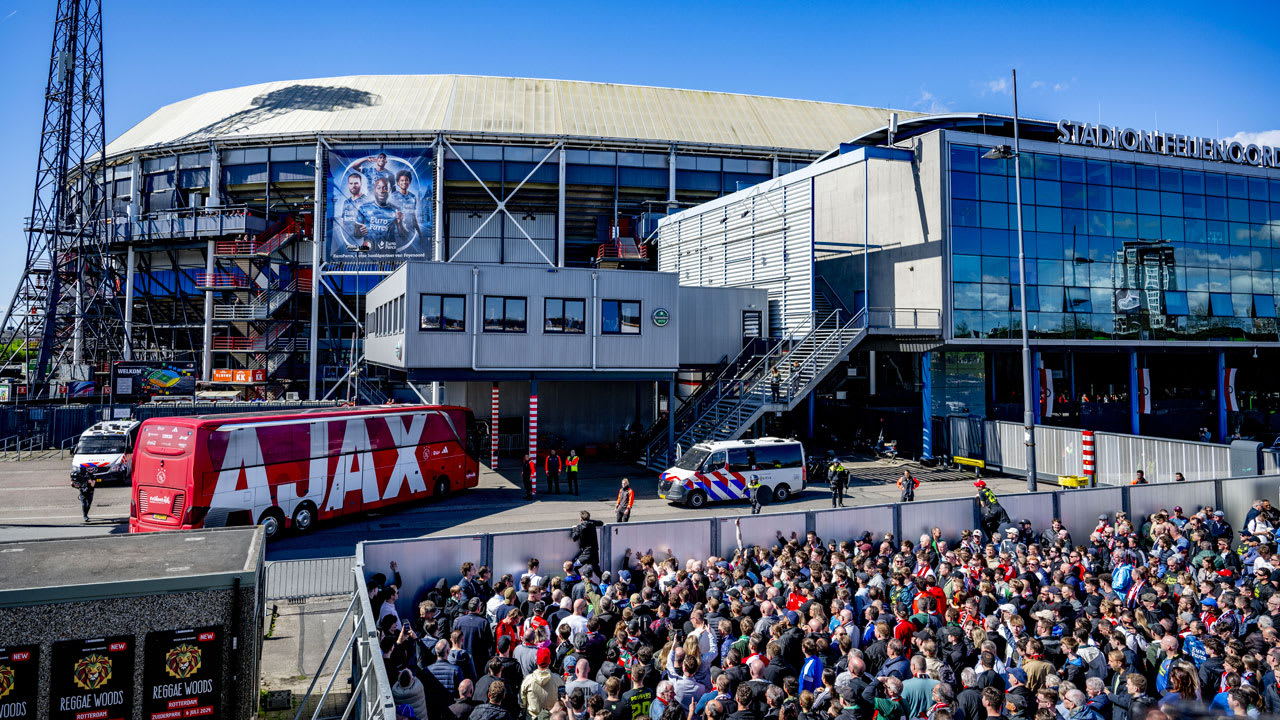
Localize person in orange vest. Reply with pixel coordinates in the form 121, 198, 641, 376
521, 453, 536, 500
565, 449, 580, 495
615, 478, 635, 522
545, 448, 562, 494
1131, 469, 1148, 485
898, 469, 920, 502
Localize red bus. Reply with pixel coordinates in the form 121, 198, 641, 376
129, 404, 483, 539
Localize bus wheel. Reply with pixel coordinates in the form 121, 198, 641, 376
291, 503, 317, 534
773, 484, 792, 502
258, 509, 285, 541
434, 477, 448, 500
686, 490, 707, 509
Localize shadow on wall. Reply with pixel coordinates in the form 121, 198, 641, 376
169, 85, 383, 145
816, 242, 941, 312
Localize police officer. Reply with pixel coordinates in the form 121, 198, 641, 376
829, 459, 846, 507
748, 475, 763, 515
565, 449, 580, 495
72, 467, 95, 522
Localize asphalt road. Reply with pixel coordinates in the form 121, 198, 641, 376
0, 454, 1029, 559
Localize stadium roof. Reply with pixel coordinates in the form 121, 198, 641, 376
105, 74, 919, 158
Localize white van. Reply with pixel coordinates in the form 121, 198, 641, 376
658, 437, 806, 508
71, 420, 140, 484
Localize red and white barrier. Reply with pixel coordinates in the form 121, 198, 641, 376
490, 383, 499, 469
529, 393, 538, 495
1082, 430, 1095, 477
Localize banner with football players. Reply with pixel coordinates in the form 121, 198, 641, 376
326, 147, 433, 260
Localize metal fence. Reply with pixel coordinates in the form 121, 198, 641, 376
947, 417, 1233, 486
264, 556, 355, 600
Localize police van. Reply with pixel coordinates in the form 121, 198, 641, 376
658, 437, 806, 508
71, 420, 140, 484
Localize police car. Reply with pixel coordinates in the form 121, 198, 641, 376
658, 437, 806, 508
70, 420, 140, 484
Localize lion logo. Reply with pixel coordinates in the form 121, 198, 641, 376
165, 644, 201, 679
73, 654, 111, 690
0, 663, 13, 699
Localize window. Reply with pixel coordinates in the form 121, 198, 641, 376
1210, 293, 1234, 317
484, 296, 527, 333
753, 443, 803, 469
601, 299, 641, 335
1164, 291, 1189, 316
727, 448, 754, 472
1253, 294, 1276, 318
544, 298, 586, 334
420, 294, 466, 332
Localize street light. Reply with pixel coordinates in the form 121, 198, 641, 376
982, 69, 1037, 492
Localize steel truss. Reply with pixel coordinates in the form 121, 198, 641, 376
0, 0, 126, 396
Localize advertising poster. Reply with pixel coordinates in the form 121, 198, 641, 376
111, 362, 197, 400
143, 627, 223, 720
327, 147, 433, 260
50, 635, 134, 720
0, 645, 39, 719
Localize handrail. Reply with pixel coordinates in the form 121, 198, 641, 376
61, 433, 81, 458
784, 310, 868, 401
815, 275, 852, 316
672, 311, 832, 448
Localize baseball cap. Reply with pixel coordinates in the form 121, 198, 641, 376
1098, 514, 1108, 521
1214, 510, 1225, 517
973, 480, 987, 488
1008, 668, 1028, 684
536, 647, 551, 667
618, 570, 631, 582
1174, 506, 1183, 512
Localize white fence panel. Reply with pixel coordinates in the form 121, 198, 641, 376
1094, 434, 1229, 486
900, 498, 974, 545
491, 528, 579, 583
1128, 479, 1218, 521
716, 512, 806, 557
607, 519, 712, 573
812, 505, 894, 545
361, 534, 484, 620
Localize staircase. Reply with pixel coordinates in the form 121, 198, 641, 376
643, 308, 869, 470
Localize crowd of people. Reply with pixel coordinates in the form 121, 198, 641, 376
366, 488, 1280, 720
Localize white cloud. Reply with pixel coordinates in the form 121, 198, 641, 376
1, 10, 16, 21
1053, 81, 1071, 92
1030, 80, 1045, 90
984, 77, 1010, 95
912, 89, 950, 114
1229, 129, 1280, 146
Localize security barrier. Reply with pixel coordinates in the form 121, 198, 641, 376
356, 474, 1266, 626
949, 417, 1237, 487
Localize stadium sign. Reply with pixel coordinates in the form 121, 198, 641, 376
1056, 120, 1280, 169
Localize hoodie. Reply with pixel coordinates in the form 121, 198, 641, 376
520, 667, 564, 719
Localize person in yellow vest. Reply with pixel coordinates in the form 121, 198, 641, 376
566, 449, 580, 495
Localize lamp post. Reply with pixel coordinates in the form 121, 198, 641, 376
982, 68, 1036, 492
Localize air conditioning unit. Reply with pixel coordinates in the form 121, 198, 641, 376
285, 392, 299, 401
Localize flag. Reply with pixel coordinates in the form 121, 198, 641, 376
1224, 368, 1238, 412
1137, 367, 1152, 414
1041, 363, 1054, 418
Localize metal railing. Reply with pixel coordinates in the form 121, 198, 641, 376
866, 306, 942, 330
291, 568, 394, 720
212, 282, 296, 320
60, 433, 80, 458
265, 557, 356, 600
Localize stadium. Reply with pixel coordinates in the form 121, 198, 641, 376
79, 74, 915, 407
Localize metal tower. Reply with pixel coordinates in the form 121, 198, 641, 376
0, 0, 124, 397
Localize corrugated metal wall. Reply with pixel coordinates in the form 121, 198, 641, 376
658, 175, 813, 337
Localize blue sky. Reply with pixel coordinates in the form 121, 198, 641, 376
0, 0, 1277, 302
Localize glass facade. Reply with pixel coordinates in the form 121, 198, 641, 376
948, 143, 1280, 341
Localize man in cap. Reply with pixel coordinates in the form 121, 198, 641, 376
519, 646, 564, 719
